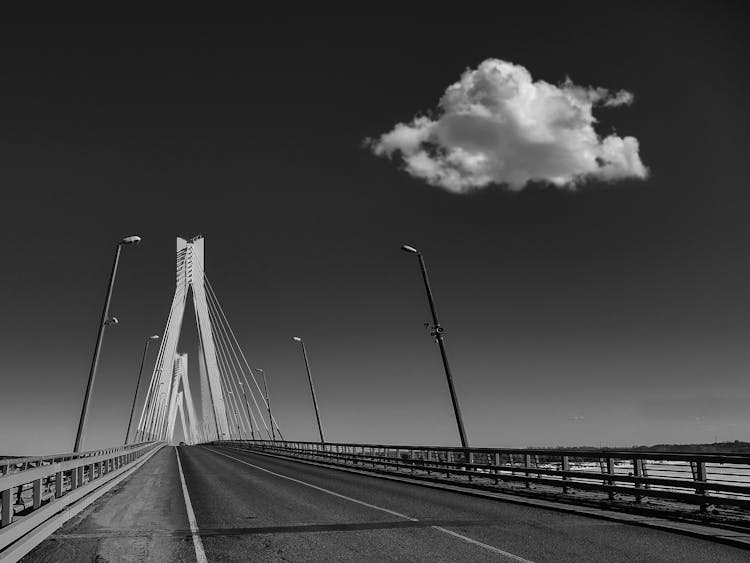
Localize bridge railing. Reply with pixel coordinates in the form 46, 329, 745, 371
214, 440, 750, 513
0, 441, 163, 559
0, 441, 155, 478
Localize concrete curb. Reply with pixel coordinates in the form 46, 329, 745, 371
213, 445, 750, 551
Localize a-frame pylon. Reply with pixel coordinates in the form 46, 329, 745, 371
164, 353, 199, 444
136, 236, 230, 442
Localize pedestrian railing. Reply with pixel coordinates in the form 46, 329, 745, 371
214, 440, 750, 514
0, 441, 154, 479
0, 441, 163, 560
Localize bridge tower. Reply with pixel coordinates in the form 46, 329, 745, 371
164, 353, 200, 444
136, 236, 230, 441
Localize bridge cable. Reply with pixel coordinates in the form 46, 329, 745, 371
204, 288, 272, 440
196, 261, 285, 439
212, 325, 252, 440
150, 285, 190, 440
205, 288, 274, 440
193, 257, 276, 439
137, 284, 188, 441
136, 284, 186, 439
204, 294, 259, 439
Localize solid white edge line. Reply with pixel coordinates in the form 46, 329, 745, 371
175, 447, 208, 563
205, 446, 535, 563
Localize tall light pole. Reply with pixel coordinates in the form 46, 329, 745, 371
140, 375, 163, 443
256, 368, 275, 441
293, 337, 324, 443
157, 391, 166, 440
238, 379, 255, 440
74, 235, 141, 452
125, 334, 159, 444
401, 244, 469, 449
228, 390, 242, 441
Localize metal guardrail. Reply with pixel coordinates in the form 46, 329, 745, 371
215, 440, 750, 513
0, 441, 155, 479
0, 441, 163, 560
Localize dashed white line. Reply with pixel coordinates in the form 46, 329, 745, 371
206, 447, 414, 520
206, 446, 534, 562
432, 525, 533, 561
175, 447, 208, 563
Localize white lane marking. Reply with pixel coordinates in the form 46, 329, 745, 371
175, 447, 208, 563
206, 447, 415, 521
432, 526, 533, 562
206, 447, 534, 562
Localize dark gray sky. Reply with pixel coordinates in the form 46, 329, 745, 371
2, 9, 749, 455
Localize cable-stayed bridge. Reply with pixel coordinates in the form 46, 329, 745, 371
133, 236, 282, 447
2, 236, 750, 562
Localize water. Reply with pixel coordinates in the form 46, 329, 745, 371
538, 460, 750, 501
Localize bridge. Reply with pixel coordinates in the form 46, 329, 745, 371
1, 236, 750, 562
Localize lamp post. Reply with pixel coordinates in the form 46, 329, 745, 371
74, 235, 141, 452
140, 375, 163, 443
125, 335, 159, 444
256, 368, 275, 441
238, 379, 255, 440
293, 337, 324, 443
400, 244, 469, 449
157, 391, 166, 440
227, 390, 242, 441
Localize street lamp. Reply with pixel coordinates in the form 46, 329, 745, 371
139, 372, 163, 443
256, 368, 276, 441
400, 244, 469, 449
228, 390, 242, 441
74, 235, 141, 452
125, 335, 159, 444
238, 378, 256, 440
293, 336, 325, 443
157, 391, 166, 441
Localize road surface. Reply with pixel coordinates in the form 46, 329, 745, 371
25, 445, 750, 562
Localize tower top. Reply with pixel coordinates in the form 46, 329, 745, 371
176, 236, 205, 289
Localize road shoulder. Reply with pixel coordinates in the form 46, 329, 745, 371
23, 446, 194, 563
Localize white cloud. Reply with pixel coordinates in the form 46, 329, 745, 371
368, 59, 648, 193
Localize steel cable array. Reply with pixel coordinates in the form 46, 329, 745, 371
133, 248, 284, 445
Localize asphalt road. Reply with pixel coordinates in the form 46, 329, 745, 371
179, 445, 748, 562
24, 445, 750, 562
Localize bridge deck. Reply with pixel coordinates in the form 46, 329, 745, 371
23, 445, 749, 562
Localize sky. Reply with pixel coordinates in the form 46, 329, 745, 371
1, 9, 749, 455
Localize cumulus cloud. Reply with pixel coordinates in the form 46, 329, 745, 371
367, 59, 648, 192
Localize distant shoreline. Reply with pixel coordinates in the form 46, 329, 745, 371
537, 441, 750, 454
3, 441, 749, 459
